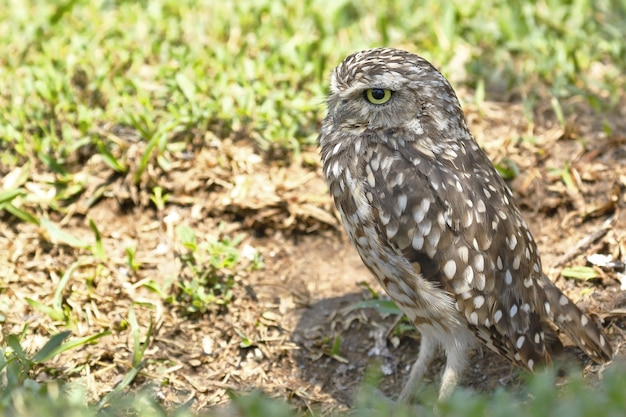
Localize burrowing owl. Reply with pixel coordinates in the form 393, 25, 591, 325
318, 48, 612, 401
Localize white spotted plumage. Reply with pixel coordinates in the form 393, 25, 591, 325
318, 48, 613, 402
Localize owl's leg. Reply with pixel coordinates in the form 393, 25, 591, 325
438, 343, 469, 400
398, 332, 436, 403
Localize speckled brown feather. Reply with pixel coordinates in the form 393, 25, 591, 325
318, 48, 612, 399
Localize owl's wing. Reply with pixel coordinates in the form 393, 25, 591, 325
363, 138, 550, 369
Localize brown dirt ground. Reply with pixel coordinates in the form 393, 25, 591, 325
1, 98, 626, 415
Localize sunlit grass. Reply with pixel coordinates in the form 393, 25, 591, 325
1, 0, 625, 416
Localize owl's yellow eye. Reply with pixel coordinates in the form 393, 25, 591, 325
365, 88, 392, 105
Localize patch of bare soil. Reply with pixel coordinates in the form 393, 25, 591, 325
1, 99, 625, 415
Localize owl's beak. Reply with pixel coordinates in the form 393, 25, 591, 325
331, 101, 352, 127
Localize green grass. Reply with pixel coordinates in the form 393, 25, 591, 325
1, 0, 625, 176
1, 0, 625, 416
2, 336, 625, 417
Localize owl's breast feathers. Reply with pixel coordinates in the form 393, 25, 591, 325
321, 126, 556, 368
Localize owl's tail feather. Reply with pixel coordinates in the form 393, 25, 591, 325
541, 275, 613, 363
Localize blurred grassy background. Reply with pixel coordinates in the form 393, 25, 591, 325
1, 0, 624, 169
1, 0, 625, 416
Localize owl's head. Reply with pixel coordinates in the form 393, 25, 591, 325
325, 48, 465, 134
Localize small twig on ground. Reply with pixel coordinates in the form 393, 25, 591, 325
552, 217, 614, 269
